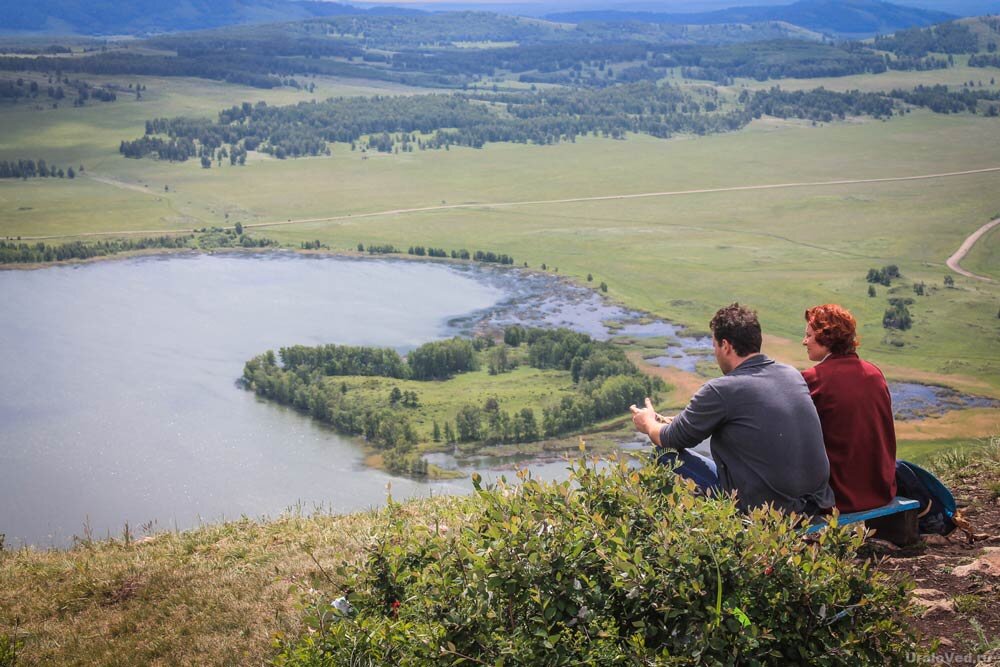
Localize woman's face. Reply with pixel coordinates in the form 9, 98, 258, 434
802, 324, 830, 362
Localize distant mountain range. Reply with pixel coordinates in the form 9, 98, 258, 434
546, 0, 957, 36
0, 0, 963, 37
0, 0, 423, 35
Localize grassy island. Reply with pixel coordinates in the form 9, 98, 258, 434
241, 327, 665, 476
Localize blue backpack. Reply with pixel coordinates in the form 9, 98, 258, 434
895, 460, 965, 536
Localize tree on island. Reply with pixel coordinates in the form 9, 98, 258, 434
455, 405, 483, 442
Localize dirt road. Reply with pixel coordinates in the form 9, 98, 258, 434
15, 166, 1000, 248
946, 217, 999, 282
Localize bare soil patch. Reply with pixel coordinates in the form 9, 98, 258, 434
878, 457, 1000, 659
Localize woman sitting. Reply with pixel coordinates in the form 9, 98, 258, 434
802, 304, 896, 513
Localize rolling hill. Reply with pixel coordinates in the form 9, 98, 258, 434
546, 0, 956, 37
0, 0, 422, 36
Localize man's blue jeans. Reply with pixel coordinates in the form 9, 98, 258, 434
657, 448, 722, 495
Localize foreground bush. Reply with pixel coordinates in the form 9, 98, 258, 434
275, 458, 918, 666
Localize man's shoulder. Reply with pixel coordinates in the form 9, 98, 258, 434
770, 360, 812, 387
705, 356, 799, 394
694, 375, 727, 397
768, 359, 799, 373
733, 355, 801, 379
730, 357, 810, 396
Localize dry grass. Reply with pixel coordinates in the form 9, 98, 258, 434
0, 497, 470, 666
4, 442, 996, 665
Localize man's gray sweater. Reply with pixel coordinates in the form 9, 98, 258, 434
659, 354, 835, 514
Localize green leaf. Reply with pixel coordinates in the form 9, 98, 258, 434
731, 607, 752, 628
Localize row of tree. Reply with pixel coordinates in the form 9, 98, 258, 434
272, 336, 477, 382
193, 228, 278, 249
0, 159, 78, 179
744, 86, 895, 122
0, 235, 192, 264
0, 229, 278, 264
1, 77, 121, 106
969, 54, 1000, 69
889, 84, 1000, 115
119, 136, 197, 161
362, 243, 516, 265
275, 344, 410, 379
407, 246, 448, 257
121, 78, 995, 166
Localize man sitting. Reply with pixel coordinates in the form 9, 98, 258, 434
631, 303, 834, 516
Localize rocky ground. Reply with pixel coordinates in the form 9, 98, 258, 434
877, 448, 1000, 664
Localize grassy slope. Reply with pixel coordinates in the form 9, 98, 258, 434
3, 440, 997, 665
0, 504, 413, 666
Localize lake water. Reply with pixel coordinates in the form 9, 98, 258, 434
2, 252, 993, 548
0, 253, 532, 547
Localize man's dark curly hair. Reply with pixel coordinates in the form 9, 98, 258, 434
709, 303, 762, 357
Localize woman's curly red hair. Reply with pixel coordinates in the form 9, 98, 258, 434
804, 304, 859, 355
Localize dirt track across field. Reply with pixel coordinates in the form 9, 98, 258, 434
15, 166, 1000, 246
946, 217, 999, 282
243, 166, 1000, 231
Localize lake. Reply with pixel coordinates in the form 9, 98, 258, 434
0, 253, 545, 547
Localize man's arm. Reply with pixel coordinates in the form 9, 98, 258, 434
662, 383, 727, 450
630, 397, 673, 448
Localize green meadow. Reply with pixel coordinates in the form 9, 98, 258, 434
335, 365, 579, 446
734, 55, 1000, 93
896, 435, 995, 463
2, 72, 998, 425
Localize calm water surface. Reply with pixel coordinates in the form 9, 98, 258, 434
0, 253, 527, 547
